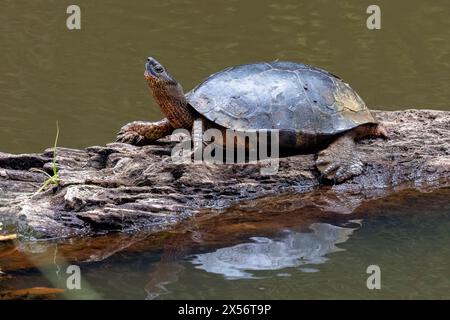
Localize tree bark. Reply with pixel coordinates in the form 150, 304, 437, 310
0, 110, 449, 239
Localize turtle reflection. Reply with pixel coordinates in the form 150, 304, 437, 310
191, 223, 357, 279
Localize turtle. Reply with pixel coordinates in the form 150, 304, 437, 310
117, 57, 387, 182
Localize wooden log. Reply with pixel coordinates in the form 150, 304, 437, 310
0, 110, 449, 239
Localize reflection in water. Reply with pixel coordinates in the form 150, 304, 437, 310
1, 188, 449, 299
191, 223, 357, 279
1, 1, 450, 153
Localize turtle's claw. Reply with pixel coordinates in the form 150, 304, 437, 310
334, 161, 364, 183
315, 133, 366, 183
116, 127, 145, 146
315, 149, 334, 173
133, 135, 144, 145
316, 149, 363, 183
315, 157, 330, 166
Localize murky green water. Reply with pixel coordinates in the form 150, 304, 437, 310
0, 0, 449, 300
1, 0, 450, 153
0, 188, 449, 299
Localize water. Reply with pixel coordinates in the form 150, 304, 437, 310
1, 188, 449, 299
1, 0, 450, 153
0, 0, 449, 299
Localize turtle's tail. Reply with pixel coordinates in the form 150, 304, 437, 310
376, 124, 389, 140
353, 123, 389, 141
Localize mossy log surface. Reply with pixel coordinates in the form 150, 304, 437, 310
0, 110, 449, 239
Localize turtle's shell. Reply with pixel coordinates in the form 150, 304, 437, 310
186, 61, 376, 138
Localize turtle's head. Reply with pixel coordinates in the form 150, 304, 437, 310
144, 57, 194, 129
144, 57, 177, 88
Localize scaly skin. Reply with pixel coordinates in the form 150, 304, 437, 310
149, 78, 194, 129
117, 119, 173, 145
316, 123, 388, 182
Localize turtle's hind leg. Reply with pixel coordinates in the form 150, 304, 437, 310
315, 132, 363, 183
315, 123, 387, 183
116, 118, 173, 145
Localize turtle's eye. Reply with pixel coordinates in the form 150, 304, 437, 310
154, 66, 164, 73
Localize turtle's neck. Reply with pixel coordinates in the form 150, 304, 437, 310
149, 81, 195, 129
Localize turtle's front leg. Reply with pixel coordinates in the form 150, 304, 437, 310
315, 133, 364, 183
116, 118, 173, 145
